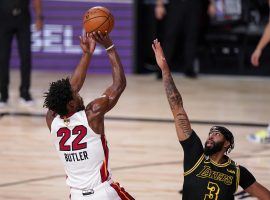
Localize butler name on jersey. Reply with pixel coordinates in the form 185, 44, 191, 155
51, 110, 111, 190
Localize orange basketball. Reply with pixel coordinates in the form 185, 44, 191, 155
83, 6, 114, 35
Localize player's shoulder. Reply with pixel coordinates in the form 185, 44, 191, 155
86, 95, 109, 113
227, 158, 240, 170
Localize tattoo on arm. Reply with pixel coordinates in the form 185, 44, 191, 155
164, 73, 183, 110
163, 73, 192, 139
176, 113, 192, 138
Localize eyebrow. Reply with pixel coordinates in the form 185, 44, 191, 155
209, 130, 221, 134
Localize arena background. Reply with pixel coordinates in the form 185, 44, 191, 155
11, 0, 134, 74
0, 0, 269, 200
9, 0, 270, 76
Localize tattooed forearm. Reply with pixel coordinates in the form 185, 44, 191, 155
163, 73, 183, 110
176, 113, 192, 137
162, 72, 192, 140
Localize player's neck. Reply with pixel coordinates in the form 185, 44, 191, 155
66, 106, 84, 115
209, 152, 227, 164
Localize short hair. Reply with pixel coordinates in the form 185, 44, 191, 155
43, 77, 73, 116
210, 126, 235, 153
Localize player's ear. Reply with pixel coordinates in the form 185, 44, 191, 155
224, 140, 230, 150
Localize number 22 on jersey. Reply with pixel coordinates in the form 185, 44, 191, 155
57, 125, 87, 151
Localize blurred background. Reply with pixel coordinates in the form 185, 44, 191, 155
1, 0, 270, 199
8, 0, 269, 76
136, 0, 270, 76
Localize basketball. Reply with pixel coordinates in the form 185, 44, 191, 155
83, 6, 114, 35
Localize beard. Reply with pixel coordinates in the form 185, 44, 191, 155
204, 140, 225, 156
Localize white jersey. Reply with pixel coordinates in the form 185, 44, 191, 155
50, 110, 111, 190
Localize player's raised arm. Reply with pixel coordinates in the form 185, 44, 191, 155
152, 39, 192, 141
70, 35, 96, 93
88, 31, 126, 115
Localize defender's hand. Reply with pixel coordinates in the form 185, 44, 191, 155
79, 35, 96, 54
91, 31, 113, 49
152, 39, 168, 71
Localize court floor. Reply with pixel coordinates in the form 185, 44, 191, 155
0, 70, 269, 200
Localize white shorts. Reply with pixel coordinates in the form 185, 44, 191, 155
70, 180, 134, 200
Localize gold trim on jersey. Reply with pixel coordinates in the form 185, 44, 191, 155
235, 165, 240, 193
210, 158, 231, 167
184, 154, 204, 176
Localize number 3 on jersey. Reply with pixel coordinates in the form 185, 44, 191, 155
57, 125, 87, 151
204, 181, 220, 200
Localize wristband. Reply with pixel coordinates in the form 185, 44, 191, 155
105, 44, 115, 51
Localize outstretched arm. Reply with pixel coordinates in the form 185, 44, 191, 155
152, 39, 192, 141
70, 35, 96, 93
245, 182, 270, 200
45, 36, 95, 130
87, 32, 126, 116
251, 0, 270, 67
103, 45, 126, 111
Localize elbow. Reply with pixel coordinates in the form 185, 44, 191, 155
122, 78, 127, 90
119, 79, 126, 93
113, 76, 126, 94
118, 76, 126, 91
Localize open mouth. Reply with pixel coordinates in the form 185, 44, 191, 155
206, 140, 214, 147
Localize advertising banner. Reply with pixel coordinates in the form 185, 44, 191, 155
11, 0, 134, 73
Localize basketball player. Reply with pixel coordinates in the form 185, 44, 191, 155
249, 0, 270, 144
152, 39, 270, 199
44, 32, 134, 200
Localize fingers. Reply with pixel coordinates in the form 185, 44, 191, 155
89, 36, 94, 42
79, 36, 86, 45
152, 44, 156, 53
87, 33, 93, 40
104, 31, 110, 41
153, 39, 160, 47
79, 35, 88, 44
81, 32, 92, 43
91, 31, 104, 42
84, 32, 93, 38
89, 31, 113, 50
152, 38, 161, 52
96, 31, 103, 40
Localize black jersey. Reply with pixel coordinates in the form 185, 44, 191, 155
180, 131, 256, 200
183, 154, 239, 199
